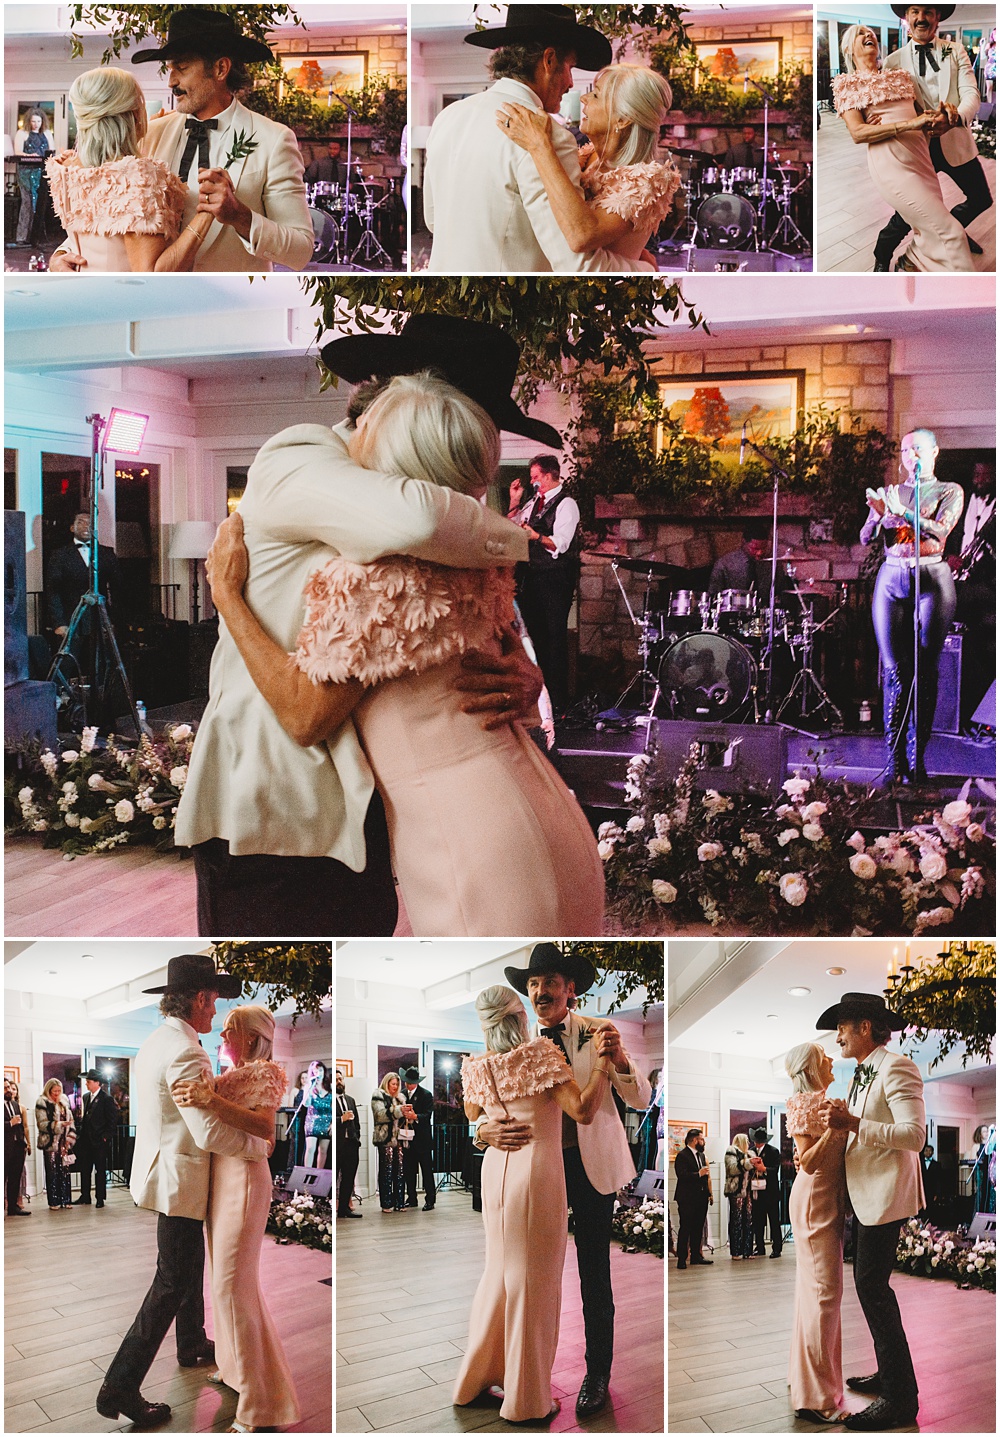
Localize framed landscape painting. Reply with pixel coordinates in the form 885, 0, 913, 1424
657, 370, 803, 468
667, 1119, 708, 1162
281, 51, 367, 102
694, 37, 783, 89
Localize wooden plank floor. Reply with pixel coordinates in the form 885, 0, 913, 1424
668, 1238, 995, 1432
4, 1187, 331, 1432
336, 1189, 663, 1434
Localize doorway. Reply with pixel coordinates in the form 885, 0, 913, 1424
938, 1125, 960, 1228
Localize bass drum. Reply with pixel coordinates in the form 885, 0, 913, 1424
657, 631, 756, 721
696, 192, 756, 249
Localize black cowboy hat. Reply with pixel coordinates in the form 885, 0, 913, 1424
403, 1067, 424, 1083
890, 4, 955, 19
131, 8, 275, 65
464, 3, 612, 73
320, 314, 563, 450
816, 991, 906, 1032
84, 1069, 104, 1082
142, 953, 242, 999
751, 1126, 771, 1143
504, 941, 596, 997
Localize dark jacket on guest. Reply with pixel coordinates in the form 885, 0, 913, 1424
752, 1141, 781, 1197
77, 1087, 118, 1146
674, 1144, 706, 1203
45, 540, 121, 630
335, 1093, 361, 1147
403, 1084, 434, 1152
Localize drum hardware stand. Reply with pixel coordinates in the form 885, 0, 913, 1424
349, 189, 393, 268
776, 600, 845, 734
737, 422, 787, 724
609, 560, 662, 730
769, 176, 809, 252
743, 71, 776, 251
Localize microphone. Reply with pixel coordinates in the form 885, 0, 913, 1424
744, 70, 749, 93
739, 421, 747, 466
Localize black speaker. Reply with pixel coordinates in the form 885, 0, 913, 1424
649, 719, 788, 797
932, 630, 962, 735
5, 508, 28, 686
686, 248, 777, 272
972, 680, 996, 728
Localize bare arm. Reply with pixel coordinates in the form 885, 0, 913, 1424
172, 1076, 275, 1141
842, 106, 936, 144
122, 212, 213, 273
551, 1058, 613, 1125
794, 1127, 846, 1174
465, 1101, 483, 1121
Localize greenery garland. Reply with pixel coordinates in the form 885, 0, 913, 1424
68, 4, 303, 61
212, 942, 332, 1024
471, 4, 694, 57
557, 941, 664, 1011
892, 942, 996, 1069
650, 48, 813, 129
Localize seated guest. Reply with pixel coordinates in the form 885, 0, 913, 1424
721, 125, 763, 170
305, 140, 347, 187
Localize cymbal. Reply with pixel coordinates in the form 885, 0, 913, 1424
604, 554, 674, 576
669, 147, 711, 160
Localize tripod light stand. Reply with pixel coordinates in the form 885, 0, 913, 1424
47, 407, 148, 738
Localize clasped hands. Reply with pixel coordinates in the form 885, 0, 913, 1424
196, 166, 253, 237
866, 484, 910, 519
819, 1097, 858, 1133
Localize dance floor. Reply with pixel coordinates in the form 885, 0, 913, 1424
336, 1189, 664, 1433
816, 106, 996, 273
667, 1237, 995, 1432
3, 1186, 331, 1432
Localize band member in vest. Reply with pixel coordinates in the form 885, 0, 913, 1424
515, 454, 581, 715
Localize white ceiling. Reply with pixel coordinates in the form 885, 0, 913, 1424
4, 5, 405, 37
818, 4, 996, 28
4, 275, 307, 333
4, 940, 209, 1000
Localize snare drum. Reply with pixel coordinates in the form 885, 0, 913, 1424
724, 166, 758, 196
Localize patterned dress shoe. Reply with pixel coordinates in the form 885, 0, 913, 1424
96, 1381, 171, 1426
846, 1375, 881, 1395
843, 1397, 917, 1430
576, 1373, 610, 1418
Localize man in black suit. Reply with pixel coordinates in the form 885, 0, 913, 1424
73, 1069, 118, 1208
751, 1125, 783, 1257
45, 512, 121, 652
335, 1068, 362, 1219
674, 1127, 712, 1268
721, 124, 763, 170
4, 1078, 30, 1217
402, 1065, 436, 1212
305, 141, 347, 187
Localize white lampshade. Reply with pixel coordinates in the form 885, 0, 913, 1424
169, 521, 218, 561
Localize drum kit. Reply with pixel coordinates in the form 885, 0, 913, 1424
604, 554, 844, 732
665, 147, 812, 257
308, 167, 399, 268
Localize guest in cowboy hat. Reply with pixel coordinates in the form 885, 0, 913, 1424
423, 4, 654, 273
192, 335, 605, 936
749, 1124, 783, 1258
97, 954, 252, 1428
873, 3, 993, 269
467, 943, 650, 1417
401, 1065, 436, 1211
816, 992, 925, 1432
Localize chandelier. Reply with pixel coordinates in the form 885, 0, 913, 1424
883, 941, 996, 1069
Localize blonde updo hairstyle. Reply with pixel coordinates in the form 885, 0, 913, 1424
69, 67, 148, 168
785, 1041, 829, 1094
476, 984, 530, 1055
226, 1004, 275, 1062
350, 371, 501, 496
597, 63, 673, 167
840, 25, 882, 74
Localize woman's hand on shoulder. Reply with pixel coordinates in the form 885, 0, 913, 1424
206, 512, 250, 607
171, 1076, 215, 1110
495, 102, 553, 154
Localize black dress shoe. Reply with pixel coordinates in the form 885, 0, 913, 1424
676, 1261, 687, 1269
338, 1210, 364, 1218
96, 1200, 105, 1209
873, 258, 891, 272
770, 1250, 782, 1258
847, 1375, 881, 1395
177, 1341, 215, 1368
405, 1198, 419, 1207
96, 1382, 171, 1427
7, 1208, 31, 1216
843, 1397, 917, 1430
423, 1202, 435, 1211
576, 1373, 610, 1418
691, 1257, 713, 1265
968, 236, 983, 255
72, 1196, 91, 1205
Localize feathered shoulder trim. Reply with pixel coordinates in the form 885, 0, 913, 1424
584, 158, 681, 233
216, 1059, 286, 1108
832, 69, 914, 115
294, 557, 515, 687
45, 154, 187, 238
461, 1037, 571, 1106
786, 1090, 828, 1137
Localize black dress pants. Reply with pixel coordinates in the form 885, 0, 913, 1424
874, 140, 993, 263
5, 1142, 25, 1212
564, 1146, 616, 1378
404, 1141, 436, 1207
519, 572, 575, 714
676, 1192, 709, 1264
104, 1213, 207, 1390
336, 1139, 360, 1216
752, 1190, 782, 1253
193, 792, 397, 937
77, 1137, 108, 1203
853, 1217, 919, 1416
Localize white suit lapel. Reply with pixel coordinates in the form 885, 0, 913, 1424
855, 1046, 889, 1119
938, 51, 955, 103
222, 102, 256, 190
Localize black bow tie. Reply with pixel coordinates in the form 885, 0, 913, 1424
915, 43, 940, 76
540, 1023, 565, 1039
179, 116, 219, 178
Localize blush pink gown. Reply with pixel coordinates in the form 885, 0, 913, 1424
786, 1091, 848, 1413
293, 557, 605, 936
208, 1060, 300, 1429
578, 147, 681, 261
452, 1039, 572, 1422
45, 155, 188, 272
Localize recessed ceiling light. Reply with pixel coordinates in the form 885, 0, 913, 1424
382, 956, 394, 962
10, 289, 38, 297
826, 967, 846, 976
766, 1013, 778, 1019
47, 970, 58, 975
82, 953, 95, 960
788, 986, 811, 997
115, 277, 146, 285
734, 1029, 744, 1035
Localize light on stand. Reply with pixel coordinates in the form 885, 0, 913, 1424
105, 408, 149, 454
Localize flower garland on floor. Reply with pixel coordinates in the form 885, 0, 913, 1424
601, 743, 995, 936
896, 1217, 995, 1293
612, 1196, 664, 1258
4, 725, 195, 856
267, 1191, 332, 1252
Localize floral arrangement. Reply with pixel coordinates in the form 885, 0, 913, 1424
612, 1196, 665, 1258
971, 119, 996, 160
601, 743, 995, 936
267, 1190, 332, 1252
5, 725, 196, 856
896, 1217, 995, 1293
893, 941, 996, 1068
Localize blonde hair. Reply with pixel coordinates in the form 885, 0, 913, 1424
350, 371, 500, 496
732, 1132, 750, 1154
41, 1078, 65, 1100
69, 67, 147, 167
597, 64, 672, 167
380, 1072, 401, 1095
840, 25, 881, 73
476, 984, 530, 1054
226, 1004, 275, 1062
785, 1041, 828, 1094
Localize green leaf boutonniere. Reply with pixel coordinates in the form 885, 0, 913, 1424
855, 1062, 876, 1093
577, 1028, 593, 1053
224, 130, 258, 170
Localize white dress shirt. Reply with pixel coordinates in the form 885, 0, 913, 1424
169, 97, 261, 258
532, 484, 580, 557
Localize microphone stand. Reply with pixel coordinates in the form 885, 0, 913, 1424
738, 423, 789, 726
331, 91, 363, 270
910, 457, 923, 779
744, 71, 777, 252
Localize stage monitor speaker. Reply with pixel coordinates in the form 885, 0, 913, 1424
284, 1165, 332, 1198
687, 248, 777, 272
932, 630, 962, 735
5, 508, 29, 686
968, 1212, 997, 1242
650, 719, 788, 797
972, 680, 996, 728
634, 1169, 665, 1202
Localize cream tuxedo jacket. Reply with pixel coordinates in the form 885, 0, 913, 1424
424, 79, 650, 274
845, 1045, 926, 1227
884, 40, 981, 165
141, 101, 313, 271
130, 1017, 262, 1220
175, 422, 528, 866
535, 1010, 652, 1195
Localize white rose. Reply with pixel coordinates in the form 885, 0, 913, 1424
697, 841, 723, 862
626, 815, 645, 832
597, 839, 616, 861
40, 750, 58, 777
17, 786, 33, 806
801, 801, 827, 821
846, 831, 867, 852
79, 817, 94, 833
890, 848, 915, 876
941, 800, 972, 829
646, 836, 672, 858
778, 872, 808, 906
913, 1244, 924, 1256
169, 765, 188, 788
65, 812, 81, 828
775, 804, 796, 818
802, 822, 824, 842
651, 879, 677, 904
153, 816, 167, 830
850, 853, 877, 880
114, 799, 135, 824
931, 1255, 940, 1267
88, 773, 113, 792
60, 750, 79, 763
170, 723, 192, 741
966, 823, 985, 843
783, 777, 811, 800
642, 1219, 653, 1231
777, 828, 799, 847
975, 1256, 985, 1269
919, 850, 948, 882
633, 1224, 642, 1235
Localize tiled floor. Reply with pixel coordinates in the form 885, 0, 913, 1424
816, 105, 996, 272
